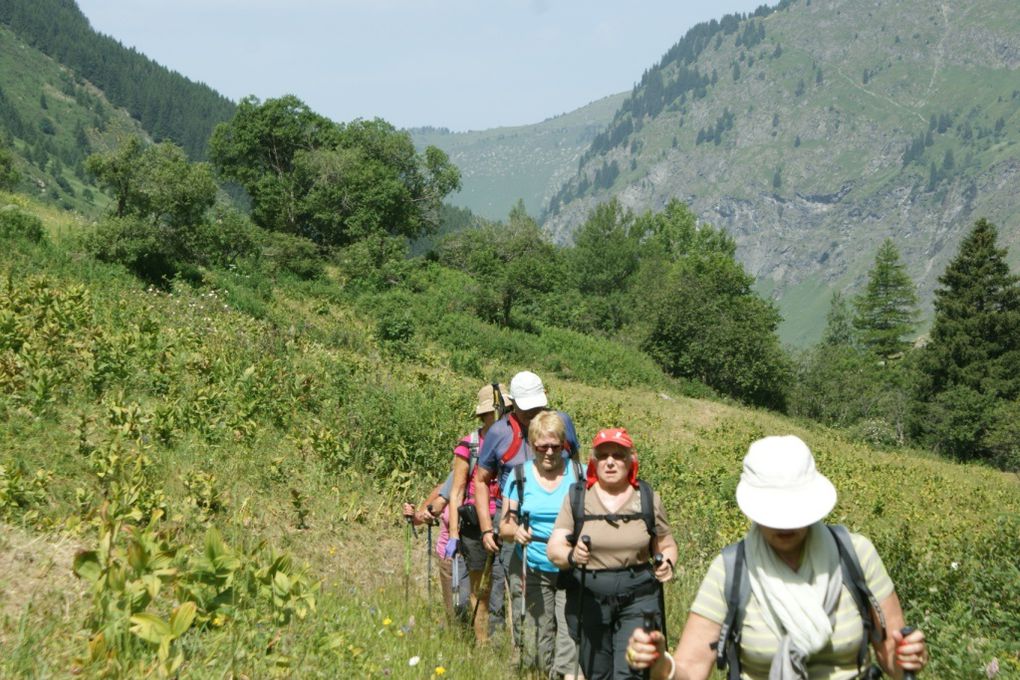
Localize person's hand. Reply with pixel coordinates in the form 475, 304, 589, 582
482, 530, 500, 553
514, 525, 532, 546
654, 557, 674, 583
402, 503, 415, 520
414, 507, 437, 526
892, 628, 928, 672
625, 627, 665, 670
570, 539, 590, 567
443, 537, 459, 559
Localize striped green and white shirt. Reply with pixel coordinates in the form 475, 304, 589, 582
690, 532, 894, 680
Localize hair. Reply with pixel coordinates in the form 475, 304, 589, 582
528, 410, 565, 444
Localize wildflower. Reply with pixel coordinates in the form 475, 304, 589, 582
435, 667, 446, 675
395, 630, 404, 638
212, 614, 226, 627
382, 618, 392, 626
986, 658, 999, 678
950, 561, 959, 570
409, 656, 420, 667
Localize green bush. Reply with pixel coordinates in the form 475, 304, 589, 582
259, 230, 323, 280
0, 206, 45, 243
85, 216, 176, 283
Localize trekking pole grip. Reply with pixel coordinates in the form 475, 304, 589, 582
901, 626, 917, 680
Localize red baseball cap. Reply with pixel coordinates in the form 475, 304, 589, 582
592, 427, 634, 449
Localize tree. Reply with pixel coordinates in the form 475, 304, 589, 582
852, 239, 919, 358
86, 138, 217, 228
913, 218, 1020, 466
438, 200, 560, 327
569, 199, 640, 297
822, 291, 855, 346
209, 95, 460, 247
0, 141, 19, 191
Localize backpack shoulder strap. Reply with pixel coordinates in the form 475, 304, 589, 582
568, 480, 586, 545
465, 430, 481, 479
570, 459, 583, 483
828, 525, 886, 673
636, 479, 656, 540
500, 415, 524, 465
716, 541, 750, 680
513, 463, 526, 512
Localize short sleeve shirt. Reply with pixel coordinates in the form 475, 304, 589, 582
477, 410, 580, 510
690, 532, 894, 680
502, 461, 579, 572
552, 484, 672, 570
451, 429, 497, 515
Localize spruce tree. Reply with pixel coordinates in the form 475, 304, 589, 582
914, 218, 1020, 466
853, 239, 919, 358
822, 291, 854, 346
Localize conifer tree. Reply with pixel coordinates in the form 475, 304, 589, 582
822, 291, 854, 346
852, 239, 919, 358
913, 218, 1020, 466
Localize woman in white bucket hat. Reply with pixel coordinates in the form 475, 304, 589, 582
626, 435, 928, 680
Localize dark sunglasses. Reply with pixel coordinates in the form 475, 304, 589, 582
534, 443, 563, 453
593, 450, 630, 461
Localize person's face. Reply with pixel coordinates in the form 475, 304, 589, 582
759, 525, 810, 559
478, 411, 496, 429
532, 434, 565, 472
593, 443, 632, 486
513, 403, 544, 428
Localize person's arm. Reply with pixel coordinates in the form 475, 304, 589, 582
627, 612, 718, 680
546, 527, 576, 568
473, 466, 499, 552
448, 456, 469, 540
499, 497, 520, 542
871, 591, 928, 679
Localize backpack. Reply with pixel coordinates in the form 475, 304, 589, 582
714, 524, 887, 680
567, 479, 657, 549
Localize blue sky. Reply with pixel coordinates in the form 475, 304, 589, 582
76, 0, 768, 132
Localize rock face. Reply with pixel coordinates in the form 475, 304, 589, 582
542, 0, 1020, 344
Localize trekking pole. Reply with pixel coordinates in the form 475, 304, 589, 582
403, 514, 417, 602
573, 535, 591, 680
426, 504, 435, 606
518, 512, 530, 673
641, 609, 660, 680
653, 553, 669, 648
901, 626, 917, 680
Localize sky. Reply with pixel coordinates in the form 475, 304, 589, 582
75, 0, 768, 132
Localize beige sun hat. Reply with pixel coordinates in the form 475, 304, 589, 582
735, 435, 837, 530
474, 383, 510, 415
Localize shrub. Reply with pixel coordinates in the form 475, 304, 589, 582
85, 216, 176, 283
259, 230, 323, 280
0, 206, 45, 243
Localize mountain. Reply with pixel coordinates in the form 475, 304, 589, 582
478, 0, 1020, 345
409, 92, 626, 220
0, 0, 235, 160
0, 21, 152, 212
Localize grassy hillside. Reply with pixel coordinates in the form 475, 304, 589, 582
1, 193, 1017, 678
0, 23, 152, 214
409, 92, 626, 220
540, 0, 1020, 345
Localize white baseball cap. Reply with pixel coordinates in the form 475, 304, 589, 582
509, 371, 548, 411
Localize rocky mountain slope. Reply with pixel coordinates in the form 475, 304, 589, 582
409, 92, 626, 220
544, 0, 1020, 343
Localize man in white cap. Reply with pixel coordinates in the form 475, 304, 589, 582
473, 371, 579, 640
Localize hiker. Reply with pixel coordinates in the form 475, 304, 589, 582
625, 435, 929, 680
446, 383, 512, 643
499, 411, 582, 678
402, 480, 470, 624
547, 428, 678, 680
474, 371, 580, 643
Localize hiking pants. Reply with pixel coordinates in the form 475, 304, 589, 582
565, 566, 660, 680
520, 569, 579, 677
504, 542, 524, 644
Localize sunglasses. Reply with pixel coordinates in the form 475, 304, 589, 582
534, 443, 563, 453
593, 450, 630, 462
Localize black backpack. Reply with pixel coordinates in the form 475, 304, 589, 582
714, 524, 887, 680
567, 479, 657, 548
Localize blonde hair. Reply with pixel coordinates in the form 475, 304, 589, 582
528, 410, 565, 444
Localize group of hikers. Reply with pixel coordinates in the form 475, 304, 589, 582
402, 371, 929, 680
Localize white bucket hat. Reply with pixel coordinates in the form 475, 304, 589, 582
735, 435, 837, 529
509, 371, 548, 411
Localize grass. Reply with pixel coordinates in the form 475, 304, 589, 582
0, 194, 1017, 677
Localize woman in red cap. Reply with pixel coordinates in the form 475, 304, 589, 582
547, 428, 678, 680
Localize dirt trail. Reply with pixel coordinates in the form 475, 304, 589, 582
0, 524, 85, 627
